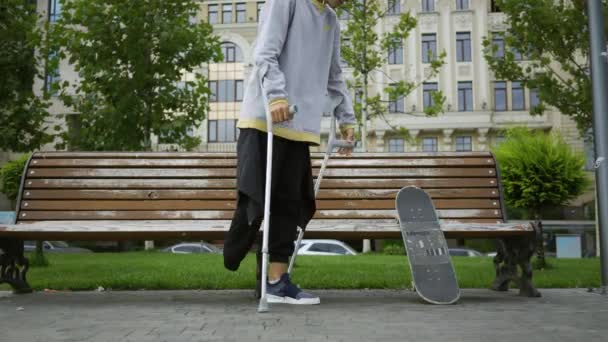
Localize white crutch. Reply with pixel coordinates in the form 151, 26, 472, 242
287, 115, 355, 275
257, 86, 297, 313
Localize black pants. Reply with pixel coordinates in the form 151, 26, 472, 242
223, 129, 316, 270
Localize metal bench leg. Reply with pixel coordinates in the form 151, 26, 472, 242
0, 238, 33, 294
491, 227, 541, 297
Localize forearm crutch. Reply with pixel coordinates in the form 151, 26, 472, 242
287, 116, 355, 275
257, 86, 297, 313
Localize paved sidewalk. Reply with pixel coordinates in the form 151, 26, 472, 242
1, 289, 607, 342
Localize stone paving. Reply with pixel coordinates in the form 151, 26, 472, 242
1, 289, 607, 342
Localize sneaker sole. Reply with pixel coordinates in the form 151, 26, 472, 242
266, 294, 320, 305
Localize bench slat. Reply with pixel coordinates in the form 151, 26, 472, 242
0, 220, 533, 240
31, 157, 495, 168
26, 167, 496, 178
33, 152, 494, 159
21, 199, 500, 210
23, 178, 498, 189
17, 209, 502, 221
25, 179, 238, 189
22, 188, 500, 200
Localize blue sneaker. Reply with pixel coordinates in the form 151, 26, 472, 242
266, 273, 320, 305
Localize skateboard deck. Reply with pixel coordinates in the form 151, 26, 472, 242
396, 186, 460, 304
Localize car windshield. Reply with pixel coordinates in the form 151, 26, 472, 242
203, 244, 220, 253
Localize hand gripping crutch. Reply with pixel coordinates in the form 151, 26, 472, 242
287, 116, 355, 275
257, 85, 297, 313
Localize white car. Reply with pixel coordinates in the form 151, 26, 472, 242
296, 239, 357, 256
162, 242, 221, 254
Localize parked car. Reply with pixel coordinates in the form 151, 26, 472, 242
448, 248, 484, 257
296, 239, 357, 256
162, 242, 221, 254
24, 241, 93, 253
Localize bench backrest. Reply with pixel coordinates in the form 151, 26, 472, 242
15, 152, 506, 225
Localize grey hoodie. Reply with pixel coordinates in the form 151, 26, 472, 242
237, 0, 356, 145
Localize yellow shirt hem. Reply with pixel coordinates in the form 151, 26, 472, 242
237, 119, 320, 145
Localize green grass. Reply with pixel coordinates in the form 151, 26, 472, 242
0, 252, 601, 291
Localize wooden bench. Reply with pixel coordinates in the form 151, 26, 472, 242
0, 151, 540, 297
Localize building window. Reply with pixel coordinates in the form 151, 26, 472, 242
208, 81, 218, 102
455, 136, 472, 152
490, 0, 502, 13
388, 39, 403, 64
208, 4, 218, 24
493, 81, 507, 111
208, 119, 238, 143
65, 114, 82, 151
46, 53, 60, 96
209, 80, 244, 103
49, 0, 62, 22
388, 138, 405, 152
423, 83, 438, 110
257, 2, 264, 22
388, 84, 405, 113
512, 81, 525, 110
354, 87, 363, 105
236, 80, 244, 102
422, 137, 438, 152
456, 32, 471, 62
236, 3, 246, 23
220, 80, 238, 102
388, 1, 401, 15
222, 4, 232, 24
492, 32, 505, 58
422, 34, 437, 63
422, 0, 435, 12
530, 88, 540, 109
512, 47, 523, 61
220, 42, 243, 63
458, 81, 473, 112
456, 0, 469, 10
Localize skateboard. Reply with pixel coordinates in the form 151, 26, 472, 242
396, 186, 460, 304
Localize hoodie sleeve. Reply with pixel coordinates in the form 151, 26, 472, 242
327, 25, 356, 131
254, 0, 293, 107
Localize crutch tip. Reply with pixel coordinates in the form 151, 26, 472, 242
257, 297, 270, 313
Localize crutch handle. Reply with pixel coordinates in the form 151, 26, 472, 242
288, 104, 298, 117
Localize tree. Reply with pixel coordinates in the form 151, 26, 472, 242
338, 0, 446, 151
50, 0, 223, 151
0, 0, 54, 153
483, 0, 608, 135
492, 127, 590, 268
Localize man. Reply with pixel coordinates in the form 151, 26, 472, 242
223, 0, 355, 305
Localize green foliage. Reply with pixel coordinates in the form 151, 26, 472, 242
50, 0, 223, 151
0, 154, 30, 203
382, 244, 405, 255
338, 0, 446, 144
482, 0, 608, 134
0, 0, 53, 152
492, 127, 590, 217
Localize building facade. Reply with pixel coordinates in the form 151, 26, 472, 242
36, 0, 587, 157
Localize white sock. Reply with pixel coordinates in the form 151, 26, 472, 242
268, 278, 281, 285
